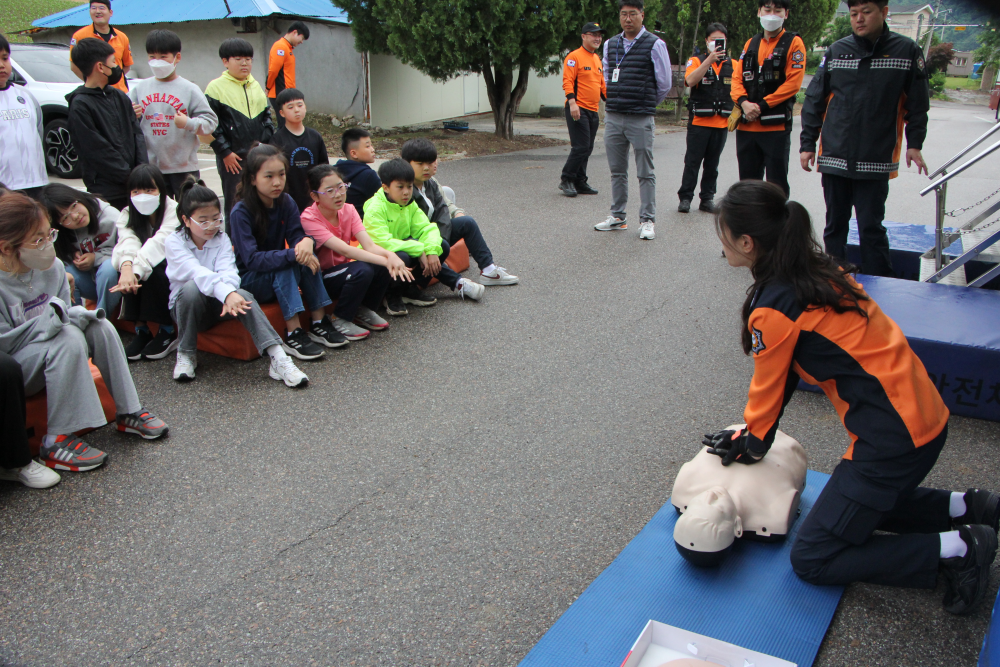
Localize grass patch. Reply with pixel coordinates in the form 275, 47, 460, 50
945, 76, 982, 91
2, 0, 85, 43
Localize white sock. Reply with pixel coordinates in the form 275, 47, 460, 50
481, 263, 497, 276
949, 491, 968, 518
266, 344, 288, 360
42, 434, 58, 447
940, 530, 968, 559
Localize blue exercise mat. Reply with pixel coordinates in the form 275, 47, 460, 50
979, 589, 1000, 667
519, 471, 843, 667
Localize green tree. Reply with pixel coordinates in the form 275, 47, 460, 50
927, 41, 955, 74
684, 0, 838, 53
332, 0, 658, 139
820, 15, 852, 48
975, 25, 1000, 72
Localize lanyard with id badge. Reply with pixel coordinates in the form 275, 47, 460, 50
611, 32, 639, 83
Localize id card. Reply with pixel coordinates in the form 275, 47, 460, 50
611, 68, 620, 83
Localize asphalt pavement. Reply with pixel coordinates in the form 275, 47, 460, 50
3, 100, 1000, 666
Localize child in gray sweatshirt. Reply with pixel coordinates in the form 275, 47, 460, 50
129, 30, 218, 200
0, 193, 168, 476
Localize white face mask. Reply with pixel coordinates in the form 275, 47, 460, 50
19, 244, 57, 272
148, 59, 176, 79
131, 193, 161, 216
760, 14, 785, 32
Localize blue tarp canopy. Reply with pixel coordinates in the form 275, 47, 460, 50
32, 0, 350, 28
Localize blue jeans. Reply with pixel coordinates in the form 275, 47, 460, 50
66, 260, 121, 315
241, 264, 332, 322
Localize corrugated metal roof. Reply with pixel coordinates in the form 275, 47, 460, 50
32, 0, 350, 28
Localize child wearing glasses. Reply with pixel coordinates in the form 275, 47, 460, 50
0, 192, 168, 476
39, 184, 121, 315
165, 178, 307, 386
205, 38, 275, 223
268, 88, 329, 213
299, 164, 412, 340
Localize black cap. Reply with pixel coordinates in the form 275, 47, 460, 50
582, 22, 606, 35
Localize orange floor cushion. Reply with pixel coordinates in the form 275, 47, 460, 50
25, 362, 117, 457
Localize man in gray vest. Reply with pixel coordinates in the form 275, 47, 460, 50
595, 0, 672, 241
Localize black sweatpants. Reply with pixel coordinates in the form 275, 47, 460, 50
120, 261, 174, 326
0, 352, 31, 470
822, 173, 894, 277
217, 156, 242, 227
393, 240, 459, 291
561, 107, 600, 186
163, 171, 200, 200
678, 124, 728, 203
790, 425, 950, 589
736, 129, 791, 196
322, 261, 392, 321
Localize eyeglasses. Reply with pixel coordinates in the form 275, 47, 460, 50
23, 229, 58, 249
191, 217, 224, 230
620, 10, 641, 18
59, 202, 85, 225
229, 57, 253, 64
313, 183, 351, 197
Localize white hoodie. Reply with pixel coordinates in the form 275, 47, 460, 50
112, 196, 181, 280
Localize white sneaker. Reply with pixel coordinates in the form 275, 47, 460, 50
638, 221, 655, 240
480, 266, 519, 286
173, 352, 197, 381
595, 215, 627, 231
269, 355, 309, 388
456, 278, 485, 301
0, 460, 61, 489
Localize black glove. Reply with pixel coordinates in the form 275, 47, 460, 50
702, 428, 763, 466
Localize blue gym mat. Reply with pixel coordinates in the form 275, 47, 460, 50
979, 589, 1000, 667
519, 470, 843, 667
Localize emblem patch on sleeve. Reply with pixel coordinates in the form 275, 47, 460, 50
567, 59, 576, 67
751, 326, 766, 355
791, 50, 804, 62
277, 49, 286, 56
917, 56, 925, 71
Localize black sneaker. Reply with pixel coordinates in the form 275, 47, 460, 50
308, 316, 349, 349
140, 328, 179, 360
954, 488, 1000, 532
125, 328, 154, 361
401, 285, 437, 307
383, 294, 408, 317
575, 182, 599, 195
678, 199, 691, 213
559, 180, 578, 197
699, 200, 715, 212
281, 327, 325, 360
941, 524, 998, 615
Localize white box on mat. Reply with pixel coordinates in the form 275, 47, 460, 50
620, 620, 797, 667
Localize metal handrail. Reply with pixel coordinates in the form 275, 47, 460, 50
928, 122, 1000, 179
920, 139, 1000, 196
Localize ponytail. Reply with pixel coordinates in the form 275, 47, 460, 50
716, 181, 869, 355
178, 176, 221, 238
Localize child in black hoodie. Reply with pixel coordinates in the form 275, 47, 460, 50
67, 37, 147, 211
334, 128, 382, 220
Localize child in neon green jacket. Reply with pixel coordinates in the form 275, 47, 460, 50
362, 159, 483, 316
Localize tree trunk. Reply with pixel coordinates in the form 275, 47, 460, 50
482, 63, 530, 140
675, 27, 686, 121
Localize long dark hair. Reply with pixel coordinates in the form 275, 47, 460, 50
126, 164, 169, 243
39, 183, 105, 263
715, 181, 869, 355
235, 143, 289, 247
177, 176, 221, 239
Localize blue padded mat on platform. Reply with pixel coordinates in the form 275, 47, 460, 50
978, 589, 1000, 666
519, 471, 842, 667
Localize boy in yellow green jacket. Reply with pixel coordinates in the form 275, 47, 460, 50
363, 159, 484, 316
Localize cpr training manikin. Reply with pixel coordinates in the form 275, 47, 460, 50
671, 426, 807, 566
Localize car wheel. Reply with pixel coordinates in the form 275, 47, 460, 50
44, 118, 80, 179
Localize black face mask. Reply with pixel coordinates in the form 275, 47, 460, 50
104, 64, 123, 86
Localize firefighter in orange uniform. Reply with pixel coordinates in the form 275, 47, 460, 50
266, 22, 309, 128
559, 22, 607, 198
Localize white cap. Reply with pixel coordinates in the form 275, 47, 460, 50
674, 486, 743, 566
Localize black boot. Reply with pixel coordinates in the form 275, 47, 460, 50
575, 181, 599, 195
941, 524, 998, 615
678, 199, 691, 213
559, 180, 578, 197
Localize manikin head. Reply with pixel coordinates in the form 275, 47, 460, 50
674, 486, 743, 567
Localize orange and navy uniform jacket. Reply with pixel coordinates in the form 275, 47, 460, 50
685, 56, 730, 129
743, 279, 949, 463
562, 46, 606, 113
69, 24, 133, 94
266, 37, 296, 100
729, 30, 805, 133
800, 26, 929, 180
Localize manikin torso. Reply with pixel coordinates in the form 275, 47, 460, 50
671, 426, 807, 538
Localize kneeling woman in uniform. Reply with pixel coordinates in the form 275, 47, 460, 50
707, 180, 999, 615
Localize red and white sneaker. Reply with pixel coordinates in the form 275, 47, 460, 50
116, 410, 169, 440
39, 435, 108, 472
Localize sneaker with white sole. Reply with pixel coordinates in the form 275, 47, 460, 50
480, 266, 519, 286
141, 328, 179, 360
0, 460, 61, 488
283, 327, 326, 360
39, 435, 108, 471
638, 221, 655, 240
354, 306, 389, 331
308, 316, 349, 348
173, 352, 197, 381
456, 278, 485, 301
117, 409, 169, 439
331, 317, 370, 341
269, 355, 309, 388
595, 215, 627, 231
383, 294, 408, 317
